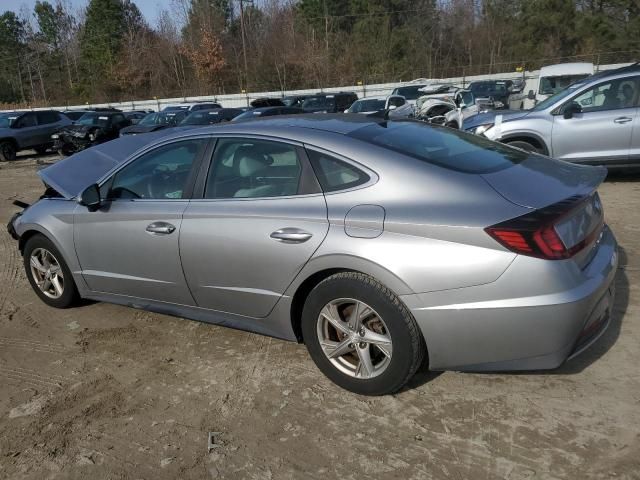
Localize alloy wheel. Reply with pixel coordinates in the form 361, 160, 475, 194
316, 298, 393, 379
29, 248, 64, 299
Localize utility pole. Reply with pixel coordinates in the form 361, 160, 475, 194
239, 0, 249, 91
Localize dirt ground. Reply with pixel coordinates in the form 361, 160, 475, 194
0, 151, 639, 480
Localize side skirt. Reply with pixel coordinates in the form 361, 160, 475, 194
82, 291, 298, 342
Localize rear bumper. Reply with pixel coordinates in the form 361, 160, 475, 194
402, 225, 618, 371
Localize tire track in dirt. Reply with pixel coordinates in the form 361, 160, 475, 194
0, 336, 67, 355
0, 229, 21, 316
0, 365, 68, 390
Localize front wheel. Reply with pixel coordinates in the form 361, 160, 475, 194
23, 234, 79, 308
302, 272, 426, 395
0, 141, 17, 161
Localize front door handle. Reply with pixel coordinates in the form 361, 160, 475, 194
614, 116, 633, 124
270, 228, 313, 244
146, 222, 176, 235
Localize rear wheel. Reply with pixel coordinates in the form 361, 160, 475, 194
505, 139, 541, 154
23, 234, 79, 308
302, 272, 426, 395
0, 140, 17, 161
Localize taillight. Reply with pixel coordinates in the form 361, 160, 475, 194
485, 195, 603, 260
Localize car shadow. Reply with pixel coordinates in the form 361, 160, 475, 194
605, 169, 640, 182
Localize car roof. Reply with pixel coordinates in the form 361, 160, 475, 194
539, 62, 594, 76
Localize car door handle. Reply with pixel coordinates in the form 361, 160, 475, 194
146, 222, 176, 235
614, 116, 633, 124
270, 228, 313, 243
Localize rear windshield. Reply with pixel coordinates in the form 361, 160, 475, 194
348, 120, 527, 174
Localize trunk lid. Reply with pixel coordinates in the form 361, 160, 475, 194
482, 155, 607, 268
480, 155, 607, 209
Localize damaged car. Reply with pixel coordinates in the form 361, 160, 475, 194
0, 110, 71, 161
119, 111, 187, 137
53, 111, 131, 155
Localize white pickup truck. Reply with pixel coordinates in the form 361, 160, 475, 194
519, 62, 594, 109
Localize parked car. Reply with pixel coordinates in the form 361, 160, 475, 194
124, 111, 147, 124
346, 95, 406, 114
52, 110, 131, 155
8, 114, 617, 395
232, 106, 304, 121
162, 102, 222, 112
0, 110, 71, 160
119, 111, 187, 137
442, 89, 495, 129
301, 92, 358, 113
250, 98, 285, 108
463, 63, 640, 167
283, 95, 311, 108
467, 80, 514, 109
177, 108, 244, 128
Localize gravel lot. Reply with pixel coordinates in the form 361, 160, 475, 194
0, 151, 639, 479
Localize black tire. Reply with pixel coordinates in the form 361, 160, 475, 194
34, 146, 48, 155
505, 140, 541, 154
23, 234, 79, 308
301, 272, 426, 395
0, 140, 17, 161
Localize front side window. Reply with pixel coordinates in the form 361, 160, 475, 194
205, 139, 302, 199
108, 139, 206, 200
568, 77, 639, 113
307, 150, 369, 192
16, 113, 37, 128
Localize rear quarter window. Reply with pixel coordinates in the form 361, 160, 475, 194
348, 121, 527, 174
307, 149, 369, 192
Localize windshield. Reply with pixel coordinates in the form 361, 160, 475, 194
348, 99, 385, 113
0, 115, 17, 128
392, 86, 426, 100
539, 74, 590, 96
76, 112, 111, 126
459, 91, 474, 106
302, 96, 336, 111
531, 82, 585, 111
348, 120, 527, 174
139, 112, 180, 126
181, 111, 221, 125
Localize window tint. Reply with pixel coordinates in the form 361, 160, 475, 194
205, 139, 302, 199
307, 150, 369, 192
569, 77, 639, 113
36, 111, 60, 124
108, 139, 205, 200
348, 120, 527, 174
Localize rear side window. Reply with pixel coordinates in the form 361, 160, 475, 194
348, 120, 527, 174
307, 149, 369, 192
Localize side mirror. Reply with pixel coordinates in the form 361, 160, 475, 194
563, 102, 582, 119
527, 90, 535, 100
79, 183, 101, 210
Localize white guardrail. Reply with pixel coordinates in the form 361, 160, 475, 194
7, 63, 632, 112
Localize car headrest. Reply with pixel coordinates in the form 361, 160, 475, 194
233, 146, 272, 177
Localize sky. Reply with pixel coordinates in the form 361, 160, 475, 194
6, 0, 170, 28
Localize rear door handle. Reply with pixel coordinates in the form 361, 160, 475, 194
614, 116, 633, 124
146, 221, 176, 235
270, 228, 313, 243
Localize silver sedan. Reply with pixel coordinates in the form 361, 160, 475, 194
7, 115, 618, 395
